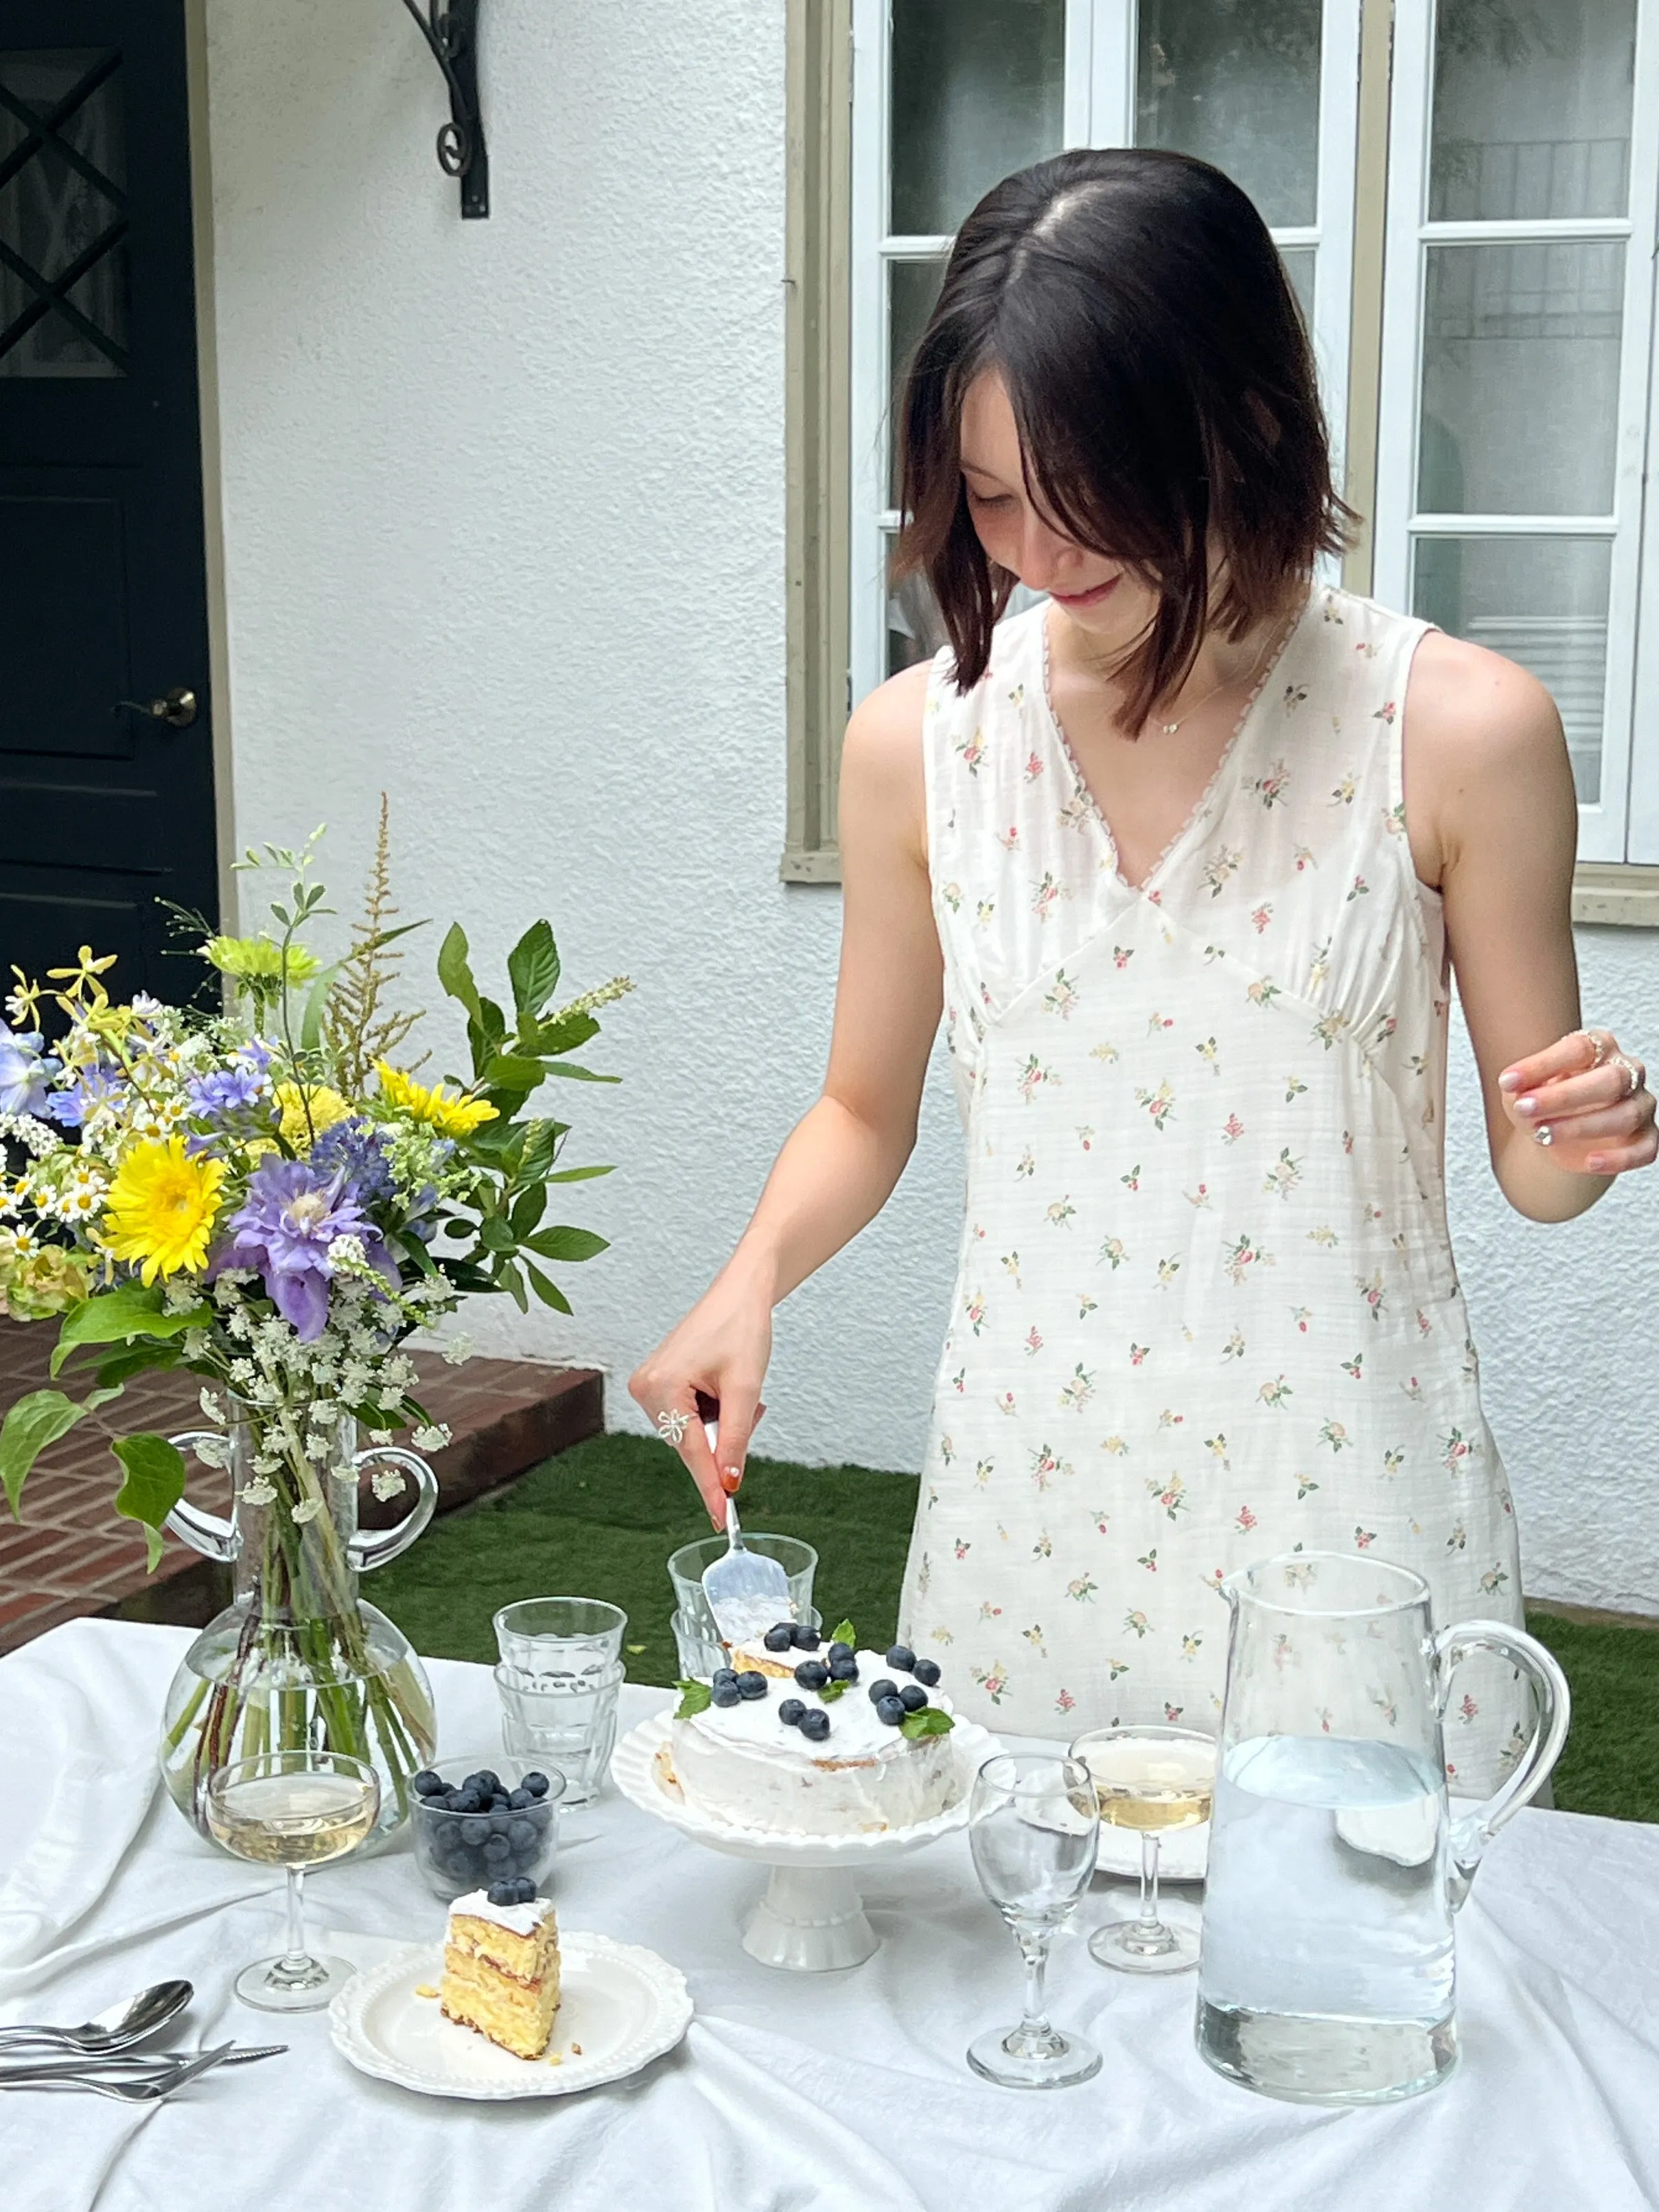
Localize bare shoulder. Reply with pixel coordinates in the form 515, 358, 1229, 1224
838, 661, 933, 859
1403, 629, 1573, 881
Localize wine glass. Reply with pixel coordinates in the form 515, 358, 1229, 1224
1069, 1723, 1216, 1975
966, 1752, 1102, 2090
207, 1750, 380, 2012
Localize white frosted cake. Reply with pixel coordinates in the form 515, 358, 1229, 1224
664, 1621, 959, 1837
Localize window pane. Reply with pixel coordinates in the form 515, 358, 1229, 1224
0, 49, 129, 379
1429, 0, 1636, 221
890, 0, 1065, 236
887, 557, 949, 680
1417, 242, 1623, 514
1136, 0, 1321, 229
1279, 246, 1314, 330
888, 257, 947, 502
1413, 535, 1610, 802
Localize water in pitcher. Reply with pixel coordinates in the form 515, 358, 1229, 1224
1196, 1732, 1457, 2102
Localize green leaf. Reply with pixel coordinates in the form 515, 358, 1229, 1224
901, 1705, 954, 1739
1, 1389, 88, 1519
524, 1226, 609, 1264
544, 1162, 614, 1184
674, 1679, 712, 1719
478, 1214, 515, 1254
507, 920, 561, 1021
535, 1060, 618, 1085
515, 1119, 560, 1185
111, 1433, 188, 1561
437, 922, 483, 1026
497, 1259, 529, 1313
93, 1342, 182, 1391
51, 1284, 211, 1377
483, 1053, 550, 1092
299, 959, 341, 1053
529, 1008, 599, 1059
818, 1679, 848, 1702
831, 1619, 857, 1649
524, 1263, 572, 1315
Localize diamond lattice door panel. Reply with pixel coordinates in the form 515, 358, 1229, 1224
0, 0, 215, 1007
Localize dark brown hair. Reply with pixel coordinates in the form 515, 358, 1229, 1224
893, 148, 1351, 722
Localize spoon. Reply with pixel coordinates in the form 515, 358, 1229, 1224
698, 1417, 791, 1645
0, 1980, 193, 2056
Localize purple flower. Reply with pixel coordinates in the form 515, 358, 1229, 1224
45, 1060, 123, 1129
310, 1117, 393, 1203
0, 1025, 60, 1117
187, 1063, 272, 1121
215, 1158, 393, 1340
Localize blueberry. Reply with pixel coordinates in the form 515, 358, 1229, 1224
799, 1708, 831, 1743
483, 1835, 511, 1861
508, 1817, 537, 1848
487, 1879, 518, 1906
412, 1769, 444, 1797
828, 1657, 859, 1684
735, 1670, 768, 1701
826, 1641, 855, 1664
711, 1679, 742, 1707
867, 1678, 898, 1705
514, 1877, 537, 1905
461, 1815, 491, 1845
491, 1793, 513, 1811
763, 1624, 796, 1653
777, 1697, 806, 1727
793, 1660, 831, 1691
790, 1625, 821, 1651
522, 1772, 550, 1798
912, 1658, 942, 1688
899, 1684, 928, 1712
712, 1665, 738, 1684
507, 1787, 532, 1810
875, 1695, 905, 1726
885, 1645, 916, 1674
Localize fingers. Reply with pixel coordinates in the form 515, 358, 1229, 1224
710, 1380, 763, 1495
1585, 1127, 1659, 1174
1533, 1102, 1650, 1145
1499, 1029, 1608, 1097
1509, 1058, 1645, 1123
628, 1364, 727, 1528
678, 1414, 730, 1530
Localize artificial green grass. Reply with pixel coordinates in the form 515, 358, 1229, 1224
369, 1432, 1659, 1825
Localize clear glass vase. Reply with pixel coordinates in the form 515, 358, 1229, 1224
159, 1401, 440, 1852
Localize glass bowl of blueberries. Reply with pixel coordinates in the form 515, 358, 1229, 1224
408, 1754, 567, 1902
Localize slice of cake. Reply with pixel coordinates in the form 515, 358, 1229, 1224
441, 1876, 561, 2060
666, 1617, 959, 1837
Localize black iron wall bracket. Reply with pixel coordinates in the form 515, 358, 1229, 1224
398, 0, 489, 218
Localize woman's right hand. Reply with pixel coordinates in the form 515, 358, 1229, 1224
629, 1276, 774, 1529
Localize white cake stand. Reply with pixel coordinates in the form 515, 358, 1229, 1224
610, 1706, 999, 1972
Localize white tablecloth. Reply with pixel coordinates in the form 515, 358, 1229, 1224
3, 1620, 1658, 2212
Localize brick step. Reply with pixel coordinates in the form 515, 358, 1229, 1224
0, 1318, 602, 1655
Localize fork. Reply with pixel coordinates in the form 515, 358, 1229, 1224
0, 2043, 281, 2101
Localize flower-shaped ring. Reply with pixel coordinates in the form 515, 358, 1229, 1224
656, 1408, 691, 1447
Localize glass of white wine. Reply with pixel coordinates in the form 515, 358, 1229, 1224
1069, 1724, 1216, 1975
207, 1750, 380, 2012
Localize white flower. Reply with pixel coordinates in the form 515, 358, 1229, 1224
441, 1334, 475, 1366
411, 1423, 450, 1452
192, 1435, 232, 1469
370, 1465, 407, 1502
291, 1497, 324, 1524
0, 1112, 61, 1159
183, 1329, 211, 1362
367, 1429, 393, 1445
163, 1277, 199, 1315
229, 1358, 256, 1388
329, 1233, 368, 1271
198, 1386, 226, 1425
237, 1478, 278, 1506
376, 1388, 404, 1413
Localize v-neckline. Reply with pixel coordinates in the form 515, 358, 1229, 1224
1036, 591, 1310, 900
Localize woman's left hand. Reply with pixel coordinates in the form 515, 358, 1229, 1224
1499, 1029, 1657, 1176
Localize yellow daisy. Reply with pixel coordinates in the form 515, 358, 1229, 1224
104, 1137, 225, 1283
274, 1082, 352, 1150
375, 1060, 498, 1139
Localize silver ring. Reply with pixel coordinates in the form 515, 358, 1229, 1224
1583, 1030, 1610, 1069
1613, 1053, 1641, 1099
1533, 1124, 1553, 1148
656, 1408, 690, 1446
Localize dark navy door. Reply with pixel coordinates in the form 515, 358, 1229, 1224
0, 0, 216, 1008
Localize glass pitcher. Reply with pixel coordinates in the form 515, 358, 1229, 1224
158, 1401, 440, 1850
1196, 1551, 1568, 2104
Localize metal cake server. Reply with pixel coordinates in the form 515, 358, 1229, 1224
697, 1416, 791, 1645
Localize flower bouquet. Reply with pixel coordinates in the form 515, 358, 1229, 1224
0, 817, 629, 1843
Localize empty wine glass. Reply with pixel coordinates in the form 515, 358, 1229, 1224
207, 1750, 380, 2012
966, 1752, 1102, 2089
1070, 1723, 1216, 1975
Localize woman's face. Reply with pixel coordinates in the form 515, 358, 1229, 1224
958, 369, 1159, 655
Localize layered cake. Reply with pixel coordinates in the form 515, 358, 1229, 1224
441, 1877, 561, 2059
665, 1618, 958, 1836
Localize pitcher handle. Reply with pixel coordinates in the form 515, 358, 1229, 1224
163, 1430, 240, 1563
1432, 1616, 1570, 1907
347, 1445, 439, 1573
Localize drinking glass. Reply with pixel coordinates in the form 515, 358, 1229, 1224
966, 1753, 1101, 2089
495, 1660, 623, 1806
666, 1533, 817, 1648
494, 1596, 627, 1679
671, 1605, 822, 1681
206, 1750, 380, 2012
1070, 1723, 1216, 1974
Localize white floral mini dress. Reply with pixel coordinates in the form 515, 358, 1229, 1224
900, 585, 1528, 1793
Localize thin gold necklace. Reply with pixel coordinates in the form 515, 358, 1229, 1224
1147, 625, 1279, 738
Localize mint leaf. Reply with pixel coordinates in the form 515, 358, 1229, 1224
819, 1679, 848, 1702
674, 1679, 712, 1719
901, 1705, 954, 1739
830, 1618, 856, 1649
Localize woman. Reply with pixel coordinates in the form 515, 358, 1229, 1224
632, 150, 1655, 1787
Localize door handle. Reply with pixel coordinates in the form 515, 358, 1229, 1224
115, 686, 198, 730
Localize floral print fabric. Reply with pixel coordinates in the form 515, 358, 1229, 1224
901, 587, 1528, 1792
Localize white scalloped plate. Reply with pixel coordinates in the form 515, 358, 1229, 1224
329, 1935, 692, 2100
610, 1704, 1001, 1866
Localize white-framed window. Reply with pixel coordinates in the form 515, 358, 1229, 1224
814, 0, 1659, 885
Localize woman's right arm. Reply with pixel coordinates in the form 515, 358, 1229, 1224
629, 660, 942, 1526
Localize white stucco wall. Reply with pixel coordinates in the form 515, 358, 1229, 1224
202, 0, 1656, 1608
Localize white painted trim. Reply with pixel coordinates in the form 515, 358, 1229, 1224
1063, 0, 1094, 147
1087, 0, 1135, 148
1408, 515, 1619, 535
1419, 218, 1633, 244
848, 0, 890, 710
1623, 0, 1659, 864
1309, 0, 1362, 500
878, 233, 954, 257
